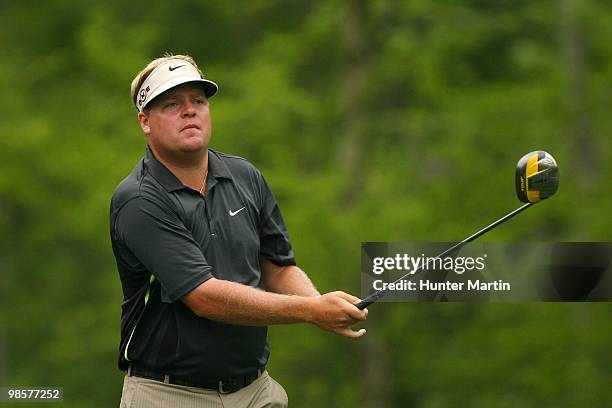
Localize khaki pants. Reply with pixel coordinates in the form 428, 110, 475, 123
119, 371, 288, 408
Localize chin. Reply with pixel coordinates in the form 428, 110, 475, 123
179, 145, 205, 154
180, 136, 207, 152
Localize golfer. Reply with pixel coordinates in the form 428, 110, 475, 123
110, 54, 368, 408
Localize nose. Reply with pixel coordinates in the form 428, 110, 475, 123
182, 101, 196, 117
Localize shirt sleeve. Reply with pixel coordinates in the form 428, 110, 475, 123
255, 172, 297, 266
114, 196, 213, 303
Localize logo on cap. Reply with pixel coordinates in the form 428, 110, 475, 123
168, 65, 185, 71
138, 85, 150, 107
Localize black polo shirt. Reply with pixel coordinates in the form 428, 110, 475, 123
110, 146, 296, 381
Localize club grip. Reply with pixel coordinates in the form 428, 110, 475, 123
355, 290, 385, 310
355, 299, 372, 310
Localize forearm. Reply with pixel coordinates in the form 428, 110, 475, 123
263, 265, 320, 297
182, 276, 369, 338
182, 277, 316, 326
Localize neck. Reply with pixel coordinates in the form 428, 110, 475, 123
149, 145, 209, 192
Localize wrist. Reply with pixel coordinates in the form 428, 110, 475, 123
300, 296, 319, 324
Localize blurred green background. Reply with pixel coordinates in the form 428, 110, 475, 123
1, 0, 611, 407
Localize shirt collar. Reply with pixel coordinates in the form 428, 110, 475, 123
207, 149, 233, 180
144, 145, 232, 193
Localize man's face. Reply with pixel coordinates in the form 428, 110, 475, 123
138, 82, 212, 160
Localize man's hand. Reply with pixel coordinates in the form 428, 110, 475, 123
308, 291, 368, 338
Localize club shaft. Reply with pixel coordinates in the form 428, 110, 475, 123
356, 202, 534, 309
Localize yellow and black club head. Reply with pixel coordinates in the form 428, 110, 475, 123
516, 151, 559, 203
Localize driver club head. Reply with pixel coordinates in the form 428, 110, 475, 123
516, 150, 560, 203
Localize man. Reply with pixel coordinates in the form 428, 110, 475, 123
110, 54, 368, 407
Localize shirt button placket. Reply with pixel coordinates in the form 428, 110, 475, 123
203, 195, 218, 239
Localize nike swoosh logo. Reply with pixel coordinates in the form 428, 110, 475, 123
228, 207, 245, 217
168, 65, 185, 71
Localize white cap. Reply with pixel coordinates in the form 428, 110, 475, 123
135, 59, 218, 111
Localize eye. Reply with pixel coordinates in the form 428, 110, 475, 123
164, 101, 178, 109
195, 98, 206, 105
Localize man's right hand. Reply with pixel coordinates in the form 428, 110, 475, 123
308, 291, 368, 338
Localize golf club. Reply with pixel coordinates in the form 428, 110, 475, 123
356, 150, 560, 310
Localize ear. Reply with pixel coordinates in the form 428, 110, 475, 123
138, 111, 151, 135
